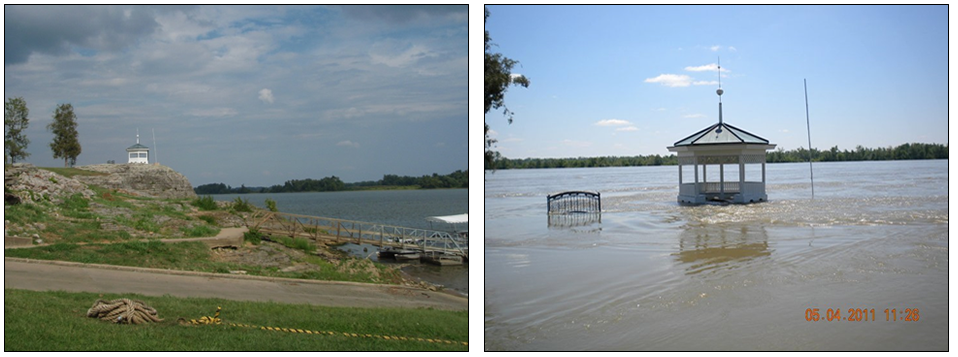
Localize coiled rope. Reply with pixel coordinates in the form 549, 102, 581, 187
179, 306, 467, 346
86, 298, 163, 324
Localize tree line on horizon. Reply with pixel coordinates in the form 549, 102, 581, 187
485, 143, 948, 170
194, 170, 468, 195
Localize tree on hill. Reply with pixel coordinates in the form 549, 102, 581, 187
4, 97, 31, 163
48, 103, 81, 167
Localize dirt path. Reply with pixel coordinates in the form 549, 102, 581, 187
4, 257, 468, 311
5, 227, 249, 249
157, 227, 247, 248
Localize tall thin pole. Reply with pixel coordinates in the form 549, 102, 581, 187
717, 57, 723, 125
804, 79, 814, 199
717, 57, 722, 91
152, 128, 157, 165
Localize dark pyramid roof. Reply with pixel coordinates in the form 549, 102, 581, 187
126, 143, 149, 151
672, 122, 769, 147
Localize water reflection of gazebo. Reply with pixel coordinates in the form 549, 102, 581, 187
673, 225, 770, 275
666, 74, 776, 204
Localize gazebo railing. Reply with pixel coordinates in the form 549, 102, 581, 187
702, 182, 740, 193
681, 181, 765, 195
547, 191, 601, 214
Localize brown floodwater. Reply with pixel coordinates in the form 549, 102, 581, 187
484, 161, 947, 351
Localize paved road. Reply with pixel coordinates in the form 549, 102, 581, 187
4, 258, 468, 311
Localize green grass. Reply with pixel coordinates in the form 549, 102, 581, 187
4, 289, 467, 351
180, 224, 220, 238
270, 235, 316, 253
191, 196, 218, 211
4, 240, 402, 284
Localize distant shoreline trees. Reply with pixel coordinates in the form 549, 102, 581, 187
485, 143, 947, 170
194, 170, 468, 195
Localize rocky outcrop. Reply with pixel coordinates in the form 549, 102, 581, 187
4, 163, 96, 204
75, 164, 197, 199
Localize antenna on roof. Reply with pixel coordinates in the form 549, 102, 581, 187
152, 128, 157, 165
717, 57, 722, 92
716, 57, 724, 127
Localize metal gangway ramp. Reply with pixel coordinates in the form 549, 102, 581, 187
251, 211, 468, 260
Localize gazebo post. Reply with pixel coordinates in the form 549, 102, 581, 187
738, 155, 745, 198
694, 159, 699, 195
678, 162, 683, 186
739, 155, 746, 199
762, 161, 766, 184
719, 163, 725, 196
703, 164, 707, 186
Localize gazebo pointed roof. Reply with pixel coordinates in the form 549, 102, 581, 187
126, 143, 149, 151
672, 121, 769, 147
127, 130, 149, 151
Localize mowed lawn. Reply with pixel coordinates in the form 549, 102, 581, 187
4, 289, 468, 351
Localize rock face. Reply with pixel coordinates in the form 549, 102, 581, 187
4, 163, 95, 204
75, 164, 197, 199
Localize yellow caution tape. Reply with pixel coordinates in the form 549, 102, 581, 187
180, 306, 466, 346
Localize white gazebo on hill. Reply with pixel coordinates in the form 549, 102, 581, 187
126, 131, 150, 164
667, 73, 775, 204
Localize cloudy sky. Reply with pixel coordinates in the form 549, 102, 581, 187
484, 5, 948, 159
5, 5, 467, 186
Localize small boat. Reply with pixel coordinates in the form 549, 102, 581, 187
421, 251, 464, 266
379, 247, 420, 261
394, 252, 421, 261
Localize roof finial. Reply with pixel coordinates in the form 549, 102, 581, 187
717, 57, 722, 94
717, 57, 723, 125
136, 128, 140, 144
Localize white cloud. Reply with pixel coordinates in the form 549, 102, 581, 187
258, 88, 274, 104
686, 64, 715, 72
685, 63, 729, 73
337, 140, 360, 148
648, 64, 729, 88
370, 43, 434, 68
190, 107, 238, 117
706, 45, 735, 52
615, 126, 638, 132
595, 119, 631, 126
644, 74, 692, 87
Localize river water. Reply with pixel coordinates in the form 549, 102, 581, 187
209, 189, 469, 295
484, 160, 947, 351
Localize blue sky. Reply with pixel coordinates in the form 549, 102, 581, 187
483, 5, 948, 159
5, 5, 467, 186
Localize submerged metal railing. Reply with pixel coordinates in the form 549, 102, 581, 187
547, 191, 601, 214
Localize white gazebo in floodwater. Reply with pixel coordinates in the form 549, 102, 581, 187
126, 130, 150, 164
667, 70, 776, 204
